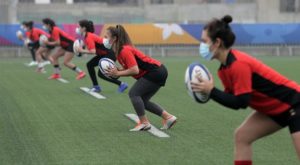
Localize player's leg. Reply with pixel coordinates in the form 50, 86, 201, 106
27, 45, 37, 66
128, 78, 155, 131
35, 46, 49, 72
63, 51, 85, 80
97, 68, 128, 93
48, 47, 65, 79
98, 53, 128, 92
141, 83, 177, 129
291, 132, 300, 159
86, 55, 101, 92
234, 111, 283, 165
288, 105, 300, 159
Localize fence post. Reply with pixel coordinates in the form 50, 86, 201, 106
276, 46, 280, 56
288, 46, 293, 56
161, 47, 165, 57
149, 47, 152, 57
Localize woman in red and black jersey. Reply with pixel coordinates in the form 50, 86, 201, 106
192, 15, 300, 164
42, 18, 85, 80
74, 20, 128, 93
105, 25, 177, 131
17, 21, 52, 69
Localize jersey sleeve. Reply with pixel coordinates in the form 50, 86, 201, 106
25, 31, 30, 38
231, 62, 252, 96
85, 36, 95, 50
120, 48, 137, 68
51, 28, 60, 41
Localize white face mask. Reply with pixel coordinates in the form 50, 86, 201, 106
103, 38, 112, 49
42, 25, 48, 30
199, 42, 214, 61
24, 27, 29, 32
20, 25, 25, 30
75, 27, 81, 35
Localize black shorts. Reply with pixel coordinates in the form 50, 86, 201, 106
46, 45, 55, 50
143, 64, 168, 86
268, 104, 300, 134
62, 43, 74, 53
27, 41, 40, 50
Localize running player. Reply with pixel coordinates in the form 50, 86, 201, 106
41, 18, 86, 80
17, 21, 51, 67
105, 25, 177, 131
191, 15, 300, 165
74, 19, 128, 93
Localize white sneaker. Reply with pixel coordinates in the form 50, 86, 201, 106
161, 116, 177, 130
42, 61, 51, 66
28, 61, 38, 66
130, 123, 151, 131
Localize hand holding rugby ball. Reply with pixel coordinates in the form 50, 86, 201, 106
185, 62, 212, 103
99, 58, 119, 79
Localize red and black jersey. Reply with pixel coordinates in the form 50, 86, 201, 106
84, 32, 110, 56
25, 28, 50, 42
49, 26, 74, 48
218, 49, 300, 115
117, 45, 161, 79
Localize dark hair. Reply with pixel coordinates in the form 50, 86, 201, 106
22, 21, 34, 30
107, 24, 132, 55
42, 18, 56, 28
204, 15, 235, 49
79, 19, 94, 33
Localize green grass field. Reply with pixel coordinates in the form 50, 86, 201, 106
0, 55, 299, 165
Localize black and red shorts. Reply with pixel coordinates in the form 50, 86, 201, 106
268, 104, 300, 133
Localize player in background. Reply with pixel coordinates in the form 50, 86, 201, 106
74, 19, 128, 93
16, 21, 51, 68
191, 15, 300, 165
105, 25, 177, 131
41, 18, 86, 80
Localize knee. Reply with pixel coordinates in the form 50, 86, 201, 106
63, 61, 69, 66
86, 61, 92, 68
129, 89, 138, 98
234, 127, 253, 145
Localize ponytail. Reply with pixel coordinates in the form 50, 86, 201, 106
107, 24, 132, 55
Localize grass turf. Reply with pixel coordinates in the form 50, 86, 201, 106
0, 56, 299, 165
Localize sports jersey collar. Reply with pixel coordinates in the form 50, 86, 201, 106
220, 49, 236, 68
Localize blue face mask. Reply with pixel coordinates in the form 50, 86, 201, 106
199, 42, 213, 61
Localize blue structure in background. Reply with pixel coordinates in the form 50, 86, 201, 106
181, 23, 300, 45
1, 23, 300, 46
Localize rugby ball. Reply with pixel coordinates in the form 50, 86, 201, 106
16, 30, 23, 38
24, 38, 31, 46
39, 34, 48, 47
185, 62, 211, 103
73, 39, 84, 55
98, 58, 119, 79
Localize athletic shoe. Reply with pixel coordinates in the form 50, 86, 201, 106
130, 122, 151, 131
48, 73, 61, 79
118, 82, 128, 93
161, 116, 177, 130
76, 71, 86, 80
42, 61, 51, 66
28, 61, 38, 66
89, 86, 101, 93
